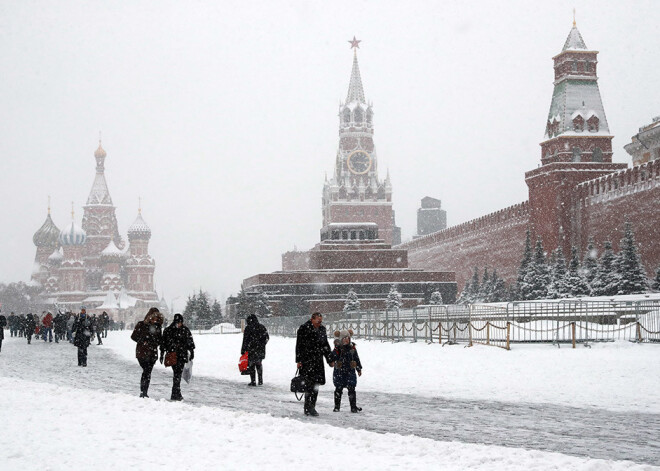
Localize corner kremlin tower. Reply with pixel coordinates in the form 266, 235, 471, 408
31, 142, 161, 320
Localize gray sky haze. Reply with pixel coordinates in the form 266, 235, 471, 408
1, 1, 658, 310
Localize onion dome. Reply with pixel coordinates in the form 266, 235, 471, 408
33, 213, 61, 248
59, 221, 87, 246
94, 141, 107, 159
99, 240, 126, 261
128, 210, 151, 240
48, 248, 63, 264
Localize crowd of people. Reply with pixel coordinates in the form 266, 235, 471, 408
1, 306, 363, 416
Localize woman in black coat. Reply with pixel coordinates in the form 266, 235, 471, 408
295, 312, 334, 416
73, 311, 93, 367
24, 314, 36, 345
162, 313, 195, 401
241, 314, 269, 386
131, 307, 164, 398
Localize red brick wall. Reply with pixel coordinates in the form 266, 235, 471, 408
326, 203, 394, 245
401, 202, 531, 288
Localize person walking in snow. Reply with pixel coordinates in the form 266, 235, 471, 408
330, 329, 363, 413
91, 314, 103, 345
73, 308, 93, 367
8, 312, 17, 337
162, 313, 195, 401
131, 308, 164, 398
100, 311, 110, 338
295, 312, 334, 416
241, 313, 269, 386
66, 313, 75, 343
42, 311, 54, 342
0, 312, 6, 352
24, 314, 36, 345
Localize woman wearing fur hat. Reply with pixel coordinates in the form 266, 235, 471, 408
131, 307, 164, 398
331, 329, 363, 413
162, 313, 195, 401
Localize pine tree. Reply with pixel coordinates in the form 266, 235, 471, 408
469, 267, 480, 303
548, 246, 570, 298
515, 230, 533, 300
523, 237, 550, 300
566, 246, 590, 297
479, 267, 491, 303
196, 290, 213, 328
457, 280, 471, 305
652, 266, 660, 291
211, 300, 223, 325
591, 242, 619, 296
429, 291, 443, 305
343, 289, 361, 312
253, 292, 272, 318
385, 285, 402, 310
616, 222, 648, 295
582, 237, 598, 288
489, 270, 508, 302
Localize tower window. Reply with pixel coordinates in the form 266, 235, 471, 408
366, 109, 373, 125
593, 147, 603, 162
587, 116, 599, 132
585, 62, 592, 72
572, 147, 582, 162
354, 107, 363, 124
573, 115, 584, 132
571, 61, 578, 72
343, 108, 351, 124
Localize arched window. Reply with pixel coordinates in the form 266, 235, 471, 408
354, 107, 363, 124
572, 147, 582, 162
587, 116, 599, 132
571, 61, 578, 72
343, 108, 351, 124
592, 147, 603, 162
573, 115, 584, 132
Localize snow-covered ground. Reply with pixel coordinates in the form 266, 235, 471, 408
109, 330, 660, 414
1, 331, 659, 470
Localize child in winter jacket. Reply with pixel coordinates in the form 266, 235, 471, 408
331, 329, 363, 413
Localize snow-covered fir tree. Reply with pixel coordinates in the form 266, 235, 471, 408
615, 222, 648, 295
489, 269, 508, 302
582, 238, 599, 287
515, 229, 533, 299
252, 292, 272, 318
236, 289, 272, 319
590, 242, 619, 296
429, 290, 444, 305
652, 266, 660, 291
211, 300, 223, 324
522, 237, 550, 300
547, 246, 570, 298
457, 279, 471, 305
479, 267, 492, 302
385, 285, 402, 310
183, 289, 218, 328
343, 289, 361, 312
566, 246, 590, 297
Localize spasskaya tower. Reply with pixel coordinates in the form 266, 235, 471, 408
322, 37, 400, 245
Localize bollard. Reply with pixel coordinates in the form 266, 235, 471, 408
468, 321, 473, 347
637, 322, 643, 342
486, 322, 490, 345
506, 322, 511, 350
571, 322, 576, 348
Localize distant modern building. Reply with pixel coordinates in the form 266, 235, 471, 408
624, 116, 660, 166
31, 142, 165, 323
415, 197, 446, 238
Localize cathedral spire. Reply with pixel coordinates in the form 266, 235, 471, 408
346, 37, 366, 104
87, 139, 113, 205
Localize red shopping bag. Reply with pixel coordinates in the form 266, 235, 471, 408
238, 352, 249, 373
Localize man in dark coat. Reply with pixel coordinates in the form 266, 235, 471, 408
295, 312, 334, 416
24, 314, 36, 344
8, 312, 17, 337
73, 308, 93, 366
131, 308, 164, 398
241, 314, 269, 386
0, 312, 6, 352
162, 313, 195, 401
101, 311, 110, 338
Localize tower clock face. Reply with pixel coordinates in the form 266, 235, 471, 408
347, 150, 372, 175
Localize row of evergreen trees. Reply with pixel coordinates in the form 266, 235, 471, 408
342, 286, 445, 312
458, 222, 657, 303
182, 290, 224, 328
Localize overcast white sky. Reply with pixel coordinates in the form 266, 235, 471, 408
1, 1, 658, 310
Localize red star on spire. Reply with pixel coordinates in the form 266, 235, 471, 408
348, 36, 361, 49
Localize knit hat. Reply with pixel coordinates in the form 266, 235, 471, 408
334, 329, 354, 344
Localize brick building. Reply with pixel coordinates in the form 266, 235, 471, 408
399, 23, 660, 289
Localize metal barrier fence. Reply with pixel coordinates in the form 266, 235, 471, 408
260, 300, 660, 349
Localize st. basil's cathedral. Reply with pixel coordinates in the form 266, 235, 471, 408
31, 142, 162, 321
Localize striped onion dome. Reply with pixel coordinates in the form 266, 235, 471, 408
128, 211, 151, 239
99, 240, 126, 261
33, 213, 61, 248
59, 221, 87, 246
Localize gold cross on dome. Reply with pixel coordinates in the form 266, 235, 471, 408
348, 36, 361, 49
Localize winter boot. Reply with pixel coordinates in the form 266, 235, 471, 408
256, 363, 263, 385
304, 392, 311, 415
249, 368, 257, 386
333, 389, 342, 412
348, 389, 362, 413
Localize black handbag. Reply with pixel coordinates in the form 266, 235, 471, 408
290, 369, 306, 401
